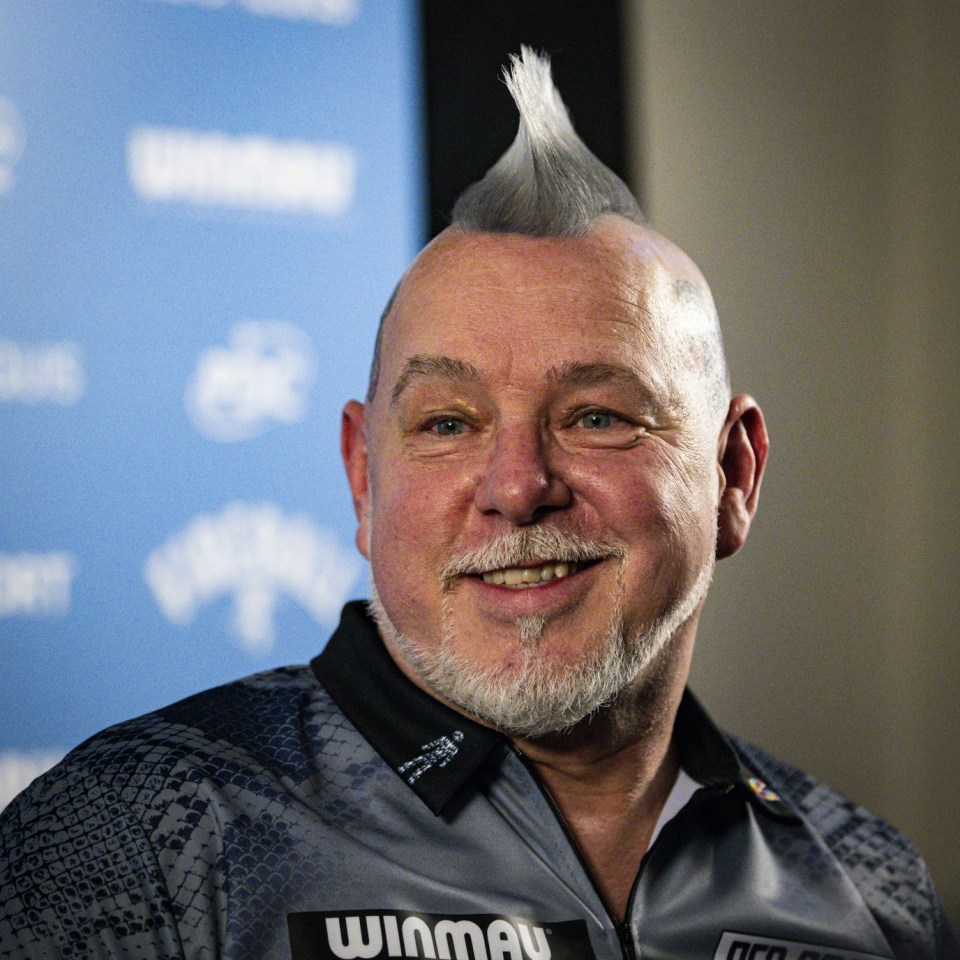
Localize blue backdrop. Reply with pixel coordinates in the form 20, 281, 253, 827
0, 0, 424, 808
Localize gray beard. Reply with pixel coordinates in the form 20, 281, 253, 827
367, 527, 714, 739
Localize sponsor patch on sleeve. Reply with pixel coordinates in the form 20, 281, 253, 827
288, 909, 598, 960
714, 931, 892, 960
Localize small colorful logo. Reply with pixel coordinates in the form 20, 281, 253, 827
747, 777, 781, 802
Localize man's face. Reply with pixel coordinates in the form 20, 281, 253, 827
344, 218, 725, 735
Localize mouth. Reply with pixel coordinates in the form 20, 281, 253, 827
478, 559, 595, 588
440, 528, 623, 596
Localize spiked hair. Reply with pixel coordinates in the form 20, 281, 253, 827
366, 48, 650, 401
451, 46, 645, 236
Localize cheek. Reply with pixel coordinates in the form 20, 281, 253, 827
651, 459, 719, 577
367, 486, 432, 636
370, 484, 420, 565
366, 463, 479, 647
655, 469, 709, 532
570, 453, 682, 533
581, 452, 715, 564
368, 460, 469, 573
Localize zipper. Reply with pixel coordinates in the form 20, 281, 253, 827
509, 744, 735, 959
508, 743, 637, 960
628, 779, 734, 876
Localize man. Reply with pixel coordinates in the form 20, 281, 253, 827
1, 49, 955, 960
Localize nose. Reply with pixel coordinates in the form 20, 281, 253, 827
473, 421, 572, 524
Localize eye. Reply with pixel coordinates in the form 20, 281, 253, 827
430, 417, 467, 436
579, 410, 616, 429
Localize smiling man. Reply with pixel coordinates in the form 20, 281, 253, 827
347, 224, 728, 744
1, 49, 955, 960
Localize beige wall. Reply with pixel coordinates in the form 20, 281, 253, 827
627, 0, 959, 923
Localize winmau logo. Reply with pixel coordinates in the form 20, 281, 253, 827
144, 502, 359, 653
288, 911, 598, 960
186, 321, 316, 442
127, 126, 355, 215
0, 97, 26, 195
149, 0, 359, 27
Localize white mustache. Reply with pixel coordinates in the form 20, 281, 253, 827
440, 527, 625, 585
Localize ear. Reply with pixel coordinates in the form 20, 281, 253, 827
341, 399, 371, 560
715, 394, 769, 560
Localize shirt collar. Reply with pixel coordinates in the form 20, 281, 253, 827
672, 685, 799, 821
312, 602, 797, 822
311, 601, 505, 816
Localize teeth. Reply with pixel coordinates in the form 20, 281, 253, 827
482, 561, 580, 588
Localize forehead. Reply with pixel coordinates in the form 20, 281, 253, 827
378, 220, 708, 391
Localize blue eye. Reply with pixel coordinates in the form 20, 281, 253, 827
433, 418, 466, 436
580, 411, 614, 429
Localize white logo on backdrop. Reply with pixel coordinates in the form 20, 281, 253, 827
144, 502, 359, 654
127, 126, 356, 215
0, 553, 77, 617
0, 98, 26, 195
185, 321, 316, 442
0, 340, 85, 405
148, 0, 359, 27
0, 749, 66, 813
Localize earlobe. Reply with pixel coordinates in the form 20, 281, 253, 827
716, 395, 768, 560
341, 400, 371, 560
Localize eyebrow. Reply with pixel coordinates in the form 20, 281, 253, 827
390, 354, 482, 405
389, 355, 673, 417
550, 359, 668, 407
547, 360, 643, 389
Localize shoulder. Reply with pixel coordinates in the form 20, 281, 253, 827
6, 664, 347, 816
731, 736, 958, 960
0, 665, 352, 957
0, 664, 352, 874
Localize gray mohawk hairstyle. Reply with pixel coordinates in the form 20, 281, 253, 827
452, 46, 644, 236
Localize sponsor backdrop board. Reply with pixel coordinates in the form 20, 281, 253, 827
0, 0, 424, 808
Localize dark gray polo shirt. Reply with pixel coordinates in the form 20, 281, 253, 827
1, 602, 955, 960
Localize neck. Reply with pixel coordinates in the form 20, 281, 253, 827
511, 625, 694, 921
373, 588, 699, 919
513, 613, 692, 767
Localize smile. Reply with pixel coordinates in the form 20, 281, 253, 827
481, 561, 582, 588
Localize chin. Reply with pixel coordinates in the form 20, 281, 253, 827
368, 556, 713, 738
